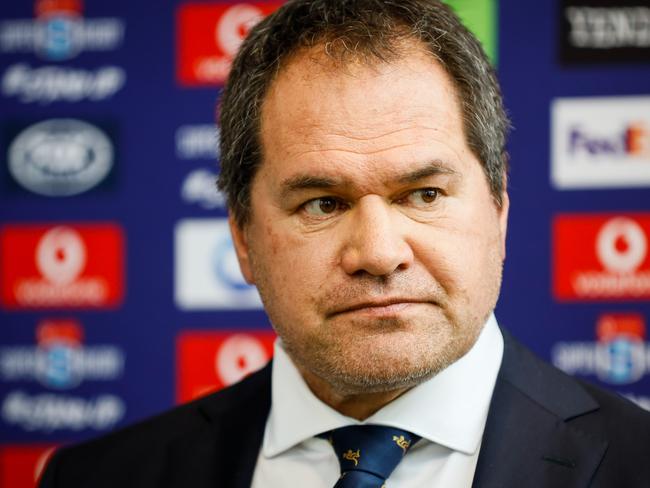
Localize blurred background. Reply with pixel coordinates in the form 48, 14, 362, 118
1, 0, 649, 485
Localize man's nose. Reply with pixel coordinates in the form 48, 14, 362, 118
339, 196, 414, 276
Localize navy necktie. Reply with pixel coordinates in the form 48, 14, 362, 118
322, 425, 421, 487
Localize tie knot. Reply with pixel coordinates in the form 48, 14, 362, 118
323, 425, 421, 484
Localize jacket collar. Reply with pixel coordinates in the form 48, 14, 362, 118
472, 329, 607, 488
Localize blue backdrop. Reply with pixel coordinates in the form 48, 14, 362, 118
1, 0, 649, 484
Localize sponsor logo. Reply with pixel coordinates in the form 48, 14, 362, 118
553, 214, 650, 300
559, 0, 650, 63
0, 0, 125, 61
0, 445, 56, 488
551, 96, 650, 189
552, 313, 650, 384
0, 319, 125, 389
181, 168, 225, 210
176, 3, 282, 86
2, 63, 125, 104
175, 124, 219, 160
177, 330, 275, 403
8, 118, 114, 197
0, 224, 125, 309
2, 390, 125, 432
174, 219, 262, 309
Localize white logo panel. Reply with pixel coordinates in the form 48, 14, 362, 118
551, 96, 650, 189
174, 219, 262, 309
8, 118, 114, 197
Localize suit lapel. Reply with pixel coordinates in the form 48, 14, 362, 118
472, 332, 607, 488
164, 364, 272, 488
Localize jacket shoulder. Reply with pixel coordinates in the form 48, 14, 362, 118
501, 330, 650, 484
39, 363, 272, 488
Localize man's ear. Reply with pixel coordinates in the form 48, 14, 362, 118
229, 215, 255, 284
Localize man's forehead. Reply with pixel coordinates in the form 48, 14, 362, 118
259, 46, 464, 144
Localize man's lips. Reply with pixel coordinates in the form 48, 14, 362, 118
328, 298, 431, 317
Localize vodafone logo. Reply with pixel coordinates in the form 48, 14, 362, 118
1, 223, 124, 309
596, 218, 647, 274
176, 330, 275, 403
215, 334, 269, 386
216, 5, 264, 58
36, 227, 87, 285
554, 214, 650, 300
176, 2, 282, 86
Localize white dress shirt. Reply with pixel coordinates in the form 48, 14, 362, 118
251, 314, 504, 488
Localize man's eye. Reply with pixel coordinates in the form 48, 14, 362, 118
408, 188, 440, 206
303, 197, 343, 216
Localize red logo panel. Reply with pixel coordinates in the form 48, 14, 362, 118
177, 330, 275, 403
1, 224, 125, 309
0, 445, 57, 488
553, 214, 650, 301
176, 2, 283, 86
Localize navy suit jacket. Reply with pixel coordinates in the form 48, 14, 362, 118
40, 330, 650, 487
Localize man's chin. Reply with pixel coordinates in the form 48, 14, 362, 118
319, 364, 439, 396
299, 339, 460, 396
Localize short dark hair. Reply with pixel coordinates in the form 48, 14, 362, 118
218, 0, 510, 226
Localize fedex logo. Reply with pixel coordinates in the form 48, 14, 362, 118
176, 2, 283, 86
553, 214, 650, 301
177, 330, 275, 403
0, 224, 125, 309
0, 445, 56, 488
552, 96, 650, 189
569, 122, 649, 157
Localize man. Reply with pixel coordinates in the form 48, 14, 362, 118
40, 1, 650, 487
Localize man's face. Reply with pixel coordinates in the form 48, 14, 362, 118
230, 47, 509, 396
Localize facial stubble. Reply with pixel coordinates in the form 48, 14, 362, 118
249, 239, 504, 397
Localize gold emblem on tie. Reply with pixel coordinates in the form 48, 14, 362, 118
342, 449, 360, 466
392, 435, 411, 453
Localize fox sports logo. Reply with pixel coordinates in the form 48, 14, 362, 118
8, 118, 113, 197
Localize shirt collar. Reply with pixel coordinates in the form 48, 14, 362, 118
263, 313, 504, 457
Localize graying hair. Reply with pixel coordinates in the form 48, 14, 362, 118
218, 0, 510, 226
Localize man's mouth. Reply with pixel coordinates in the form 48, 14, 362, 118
329, 298, 429, 318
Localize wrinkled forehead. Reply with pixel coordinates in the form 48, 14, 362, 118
258, 44, 467, 159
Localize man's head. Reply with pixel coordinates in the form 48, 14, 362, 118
218, 0, 510, 403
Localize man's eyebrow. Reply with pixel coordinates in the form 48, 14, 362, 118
397, 161, 459, 184
279, 161, 459, 198
280, 175, 342, 199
